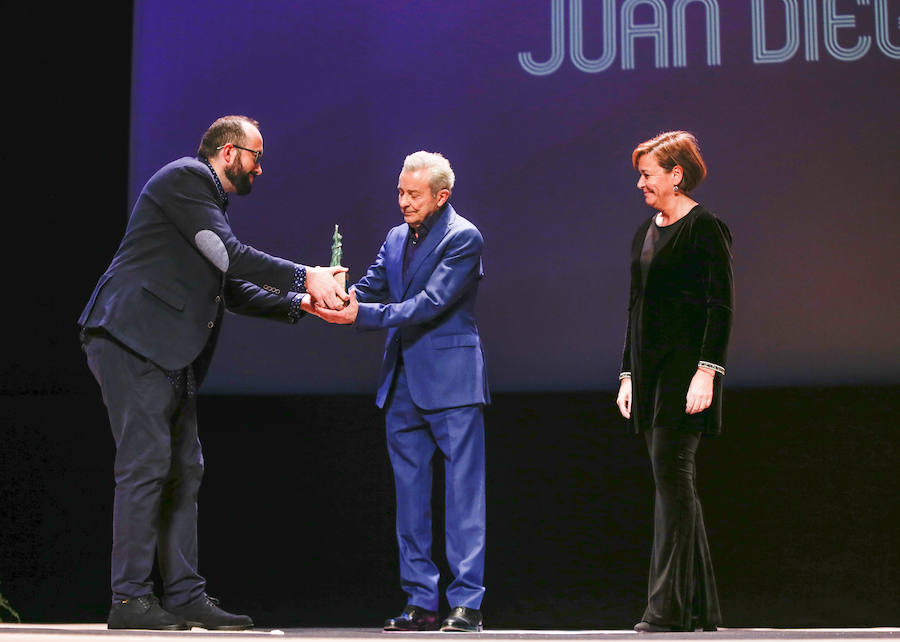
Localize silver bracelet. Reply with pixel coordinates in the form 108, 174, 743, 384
698, 361, 725, 376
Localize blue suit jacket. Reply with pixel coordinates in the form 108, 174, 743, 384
79, 157, 300, 383
354, 204, 489, 410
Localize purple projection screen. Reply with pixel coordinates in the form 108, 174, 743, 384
130, 0, 900, 394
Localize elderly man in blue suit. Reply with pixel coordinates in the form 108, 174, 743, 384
79, 115, 347, 631
315, 151, 488, 632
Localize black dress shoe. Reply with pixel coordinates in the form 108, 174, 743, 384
441, 606, 482, 632
384, 605, 440, 631
692, 622, 718, 632
107, 594, 189, 630
166, 594, 253, 630
634, 621, 681, 632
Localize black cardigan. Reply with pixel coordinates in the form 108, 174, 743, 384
621, 205, 734, 435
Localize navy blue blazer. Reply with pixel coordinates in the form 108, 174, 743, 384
354, 204, 489, 411
79, 157, 300, 383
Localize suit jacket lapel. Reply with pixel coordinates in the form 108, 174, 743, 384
386, 227, 406, 301
402, 205, 454, 296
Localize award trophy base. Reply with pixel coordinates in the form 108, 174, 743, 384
335, 270, 349, 306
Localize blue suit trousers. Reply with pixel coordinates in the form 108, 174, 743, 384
385, 364, 486, 611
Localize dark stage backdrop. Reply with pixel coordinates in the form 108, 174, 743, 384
2, 388, 898, 627
128, 0, 900, 395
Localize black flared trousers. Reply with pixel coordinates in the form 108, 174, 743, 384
642, 428, 721, 629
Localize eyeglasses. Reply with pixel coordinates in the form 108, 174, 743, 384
217, 143, 263, 164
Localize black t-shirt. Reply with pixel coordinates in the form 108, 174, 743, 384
640, 214, 687, 288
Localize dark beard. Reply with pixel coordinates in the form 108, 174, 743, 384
225, 161, 253, 195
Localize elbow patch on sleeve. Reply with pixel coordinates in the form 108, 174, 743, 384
195, 230, 229, 272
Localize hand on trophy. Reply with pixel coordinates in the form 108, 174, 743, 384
305, 265, 349, 309
314, 287, 358, 324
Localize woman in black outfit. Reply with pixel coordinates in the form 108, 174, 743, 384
616, 131, 734, 633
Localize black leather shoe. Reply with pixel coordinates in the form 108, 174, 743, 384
384, 605, 440, 631
634, 621, 681, 632
107, 594, 188, 630
441, 606, 482, 632
692, 622, 718, 632
166, 594, 253, 630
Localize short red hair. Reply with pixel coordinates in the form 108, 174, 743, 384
632, 131, 707, 193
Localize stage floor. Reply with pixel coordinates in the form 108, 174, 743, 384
0, 625, 897, 641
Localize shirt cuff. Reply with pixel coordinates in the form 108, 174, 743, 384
619, 371, 632, 380
288, 293, 306, 322
292, 265, 307, 294
698, 361, 725, 376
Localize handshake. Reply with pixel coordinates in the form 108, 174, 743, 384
301, 265, 358, 324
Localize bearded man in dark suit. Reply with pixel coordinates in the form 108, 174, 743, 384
79, 115, 347, 631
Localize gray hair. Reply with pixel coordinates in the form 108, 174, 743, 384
402, 151, 455, 195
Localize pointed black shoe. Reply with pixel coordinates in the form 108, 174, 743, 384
441, 606, 483, 632
634, 621, 681, 632
692, 622, 718, 632
384, 605, 440, 631
166, 594, 253, 630
107, 594, 189, 630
